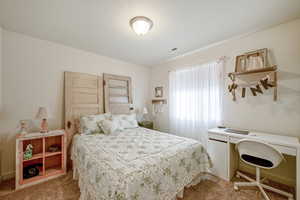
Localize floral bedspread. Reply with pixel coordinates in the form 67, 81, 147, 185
72, 127, 211, 200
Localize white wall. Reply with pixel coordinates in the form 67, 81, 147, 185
151, 19, 300, 138
0, 29, 151, 179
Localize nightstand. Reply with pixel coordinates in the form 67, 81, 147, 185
15, 130, 67, 190
138, 121, 154, 130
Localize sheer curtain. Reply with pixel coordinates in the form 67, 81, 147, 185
169, 61, 224, 147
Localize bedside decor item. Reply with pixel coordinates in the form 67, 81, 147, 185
47, 144, 61, 153
23, 144, 33, 160
18, 120, 29, 135
23, 164, 42, 179
155, 86, 163, 98
36, 107, 50, 133
228, 48, 277, 101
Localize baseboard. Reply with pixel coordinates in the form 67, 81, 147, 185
0, 171, 15, 181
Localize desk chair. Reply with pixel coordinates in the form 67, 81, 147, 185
234, 139, 294, 200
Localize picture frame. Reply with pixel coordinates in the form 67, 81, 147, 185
235, 48, 268, 72
155, 87, 163, 98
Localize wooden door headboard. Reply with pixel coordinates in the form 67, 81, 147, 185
64, 71, 104, 147
103, 73, 133, 114
64, 71, 132, 168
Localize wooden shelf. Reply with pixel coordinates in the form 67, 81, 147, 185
152, 99, 167, 104
16, 130, 66, 190
228, 66, 277, 77
45, 151, 62, 157
45, 167, 63, 177
228, 66, 278, 101
22, 172, 43, 184
23, 153, 43, 162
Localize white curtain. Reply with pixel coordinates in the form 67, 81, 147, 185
169, 61, 224, 147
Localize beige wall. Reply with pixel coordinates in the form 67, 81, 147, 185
151, 19, 300, 138
0, 29, 151, 179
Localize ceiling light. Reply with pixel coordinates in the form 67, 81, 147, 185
130, 16, 153, 36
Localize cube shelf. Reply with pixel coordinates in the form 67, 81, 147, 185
16, 130, 66, 190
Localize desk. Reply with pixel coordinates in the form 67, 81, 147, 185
208, 128, 300, 200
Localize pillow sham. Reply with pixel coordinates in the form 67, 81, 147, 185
112, 113, 138, 129
98, 119, 123, 134
80, 113, 111, 135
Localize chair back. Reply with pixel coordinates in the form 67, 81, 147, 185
236, 139, 284, 169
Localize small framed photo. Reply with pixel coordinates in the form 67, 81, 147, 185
235, 48, 268, 72
155, 87, 163, 98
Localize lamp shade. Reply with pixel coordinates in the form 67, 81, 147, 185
143, 107, 148, 115
35, 107, 50, 119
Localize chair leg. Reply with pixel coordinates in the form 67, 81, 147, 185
260, 183, 294, 200
234, 170, 294, 200
234, 182, 257, 190
258, 184, 271, 200
234, 171, 257, 191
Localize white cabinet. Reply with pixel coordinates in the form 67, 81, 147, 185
208, 138, 228, 181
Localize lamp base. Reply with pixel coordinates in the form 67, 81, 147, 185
40, 119, 49, 133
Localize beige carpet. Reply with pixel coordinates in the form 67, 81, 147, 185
0, 172, 292, 200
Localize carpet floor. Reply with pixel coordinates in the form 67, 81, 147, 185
0, 172, 293, 200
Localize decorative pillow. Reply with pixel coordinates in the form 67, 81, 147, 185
112, 113, 138, 129
80, 113, 111, 135
98, 119, 123, 134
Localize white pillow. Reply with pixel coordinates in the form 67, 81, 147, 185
112, 113, 138, 129
98, 119, 123, 134
80, 113, 111, 135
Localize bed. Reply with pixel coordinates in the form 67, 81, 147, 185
72, 127, 211, 200
64, 71, 211, 200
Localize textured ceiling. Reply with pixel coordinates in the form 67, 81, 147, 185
0, 0, 300, 66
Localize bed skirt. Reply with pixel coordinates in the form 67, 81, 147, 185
73, 165, 210, 200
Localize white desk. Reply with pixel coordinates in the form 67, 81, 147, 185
208, 128, 300, 200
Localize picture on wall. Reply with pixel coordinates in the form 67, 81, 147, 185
155, 87, 163, 98
235, 48, 268, 72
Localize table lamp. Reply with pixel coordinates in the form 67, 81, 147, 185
142, 107, 148, 121
35, 107, 50, 133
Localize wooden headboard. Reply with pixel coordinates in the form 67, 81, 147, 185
64, 71, 133, 167
64, 71, 104, 145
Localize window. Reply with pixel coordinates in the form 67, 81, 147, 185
169, 61, 224, 145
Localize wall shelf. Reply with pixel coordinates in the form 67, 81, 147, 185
228, 66, 277, 77
152, 99, 167, 104
228, 48, 278, 101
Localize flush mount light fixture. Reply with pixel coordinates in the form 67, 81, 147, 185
130, 16, 153, 35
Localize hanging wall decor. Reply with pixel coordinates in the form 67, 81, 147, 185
228, 48, 277, 101
155, 86, 163, 98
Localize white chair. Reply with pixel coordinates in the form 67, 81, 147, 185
234, 139, 294, 200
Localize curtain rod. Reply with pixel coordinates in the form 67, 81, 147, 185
168, 56, 229, 73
